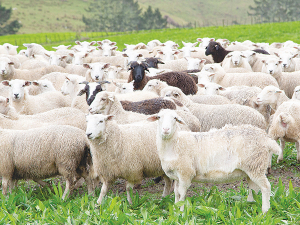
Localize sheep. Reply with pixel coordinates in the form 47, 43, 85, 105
64, 64, 89, 77
113, 81, 134, 94
52, 45, 74, 64
202, 63, 279, 89
0, 54, 22, 69
83, 62, 110, 82
205, 41, 232, 63
157, 58, 188, 72
39, 72, 78, 91
161, 86, 267, 131
128, 61, 198, 95
143, 79, 169, 95
105, 65, 128, 79
73, 40, 96, 52
20, 56, 49, 70
69, 51, 93, 65
188, 94, 232, 105
77, 81, 109, 106
97, 44, 118, 57
2, 43, 18, 55
0, 57, 66, 81
88, 91, 201, 132
85, 114, 172, 204
216, 38, 230, 48
185, 57, 206, 70
261, 58, 300, 98
273, 52, 300, 72
197, 38, 215, 48
147, 40, 162, 51
25, 79, 56, 95
292, 86, 300, 100
2, 79, 71, 115
23, 43, 51, 59
196, 82, 226, 95
221, 51, 252, 72
147, 109, 280, 213
44, 51, 67, 68
156, 47, 180, 61
268, 100, 300, 162
256, 85, 290, 111
144, 57, 164, 68
0, 125, 93, 198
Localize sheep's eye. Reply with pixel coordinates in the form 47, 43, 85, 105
22, 85, 25, 87
205, 47, 207, 50
174, 93, 179, 97
204, 87, 207, 89
275, 64, 278, 66
122, 87, 126, 90
44, 85, 48, 87
101, 98, 106, 101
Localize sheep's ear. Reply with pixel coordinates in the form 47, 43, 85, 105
226, 54, 232, 58
84, 52, 89, 58
157, 59, 165, 64
175, 117, 185, 124
215, 44, 219, 51
77, 89, 86, 96
241, 55, 247, 58
157, 50, 163, 55
75, 41, 81, 45
24, 81, 31, 86
293, 53, 298, 58
261, 60, 266, 64
69, 53, 75, 57
32, 81, 39, 86
6, 98, 9, 104
106, 115, 114, 121
274, 52, 280, 57
90, 41, 96, 46
44, 53, 51, 58
65, 76, 70, 81
2, 80, 9, 86
197, 83, 205, 88
8, 61, 14, 66
147, 115, 160, 122
97, 41, 103, 46
110, 42, 116, 46
83, 63, 91, 69
197, 38, 202, 42
97, 46, 103, 50
278, 60, 283, 64
103, 63, 110, 69
111, 46, 118, 50
122, 53, 128, 57
192, 42, 198, 47
61, 55, 68, 60
200, 59, 206, 64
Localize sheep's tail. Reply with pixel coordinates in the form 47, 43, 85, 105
267, 138, 281, 156
278, 112, 292, 128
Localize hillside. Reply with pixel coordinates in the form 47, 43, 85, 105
1, 0, 254, 34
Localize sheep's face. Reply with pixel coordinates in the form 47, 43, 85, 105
0, 58, 14, 77
0, 96, 9, 114
161, 88, 182, 101
128, 61, 148, 83
115, 82, 134, 94
2, 79, 31, 102
86, 114, 113, 140
198, 83, 225, 96
46, 53, 67, 66
198, 38, 215, 48
145, 57, 164, 69
274, 52, 298, 71
32, 79, 55, 93
106, 66, 122, 79
148, 109, 184, 140
205, 41, 222, 56
187, 58, 201, 70
70, 52, 89, 65
262, 59, 282, 75
89, 91, 114, 114
157, 47, 179, 61
226, 52, 245, 66
84, 63, 110, 81
256, 86, 282, 105
98, 44, 117, 57
292, 86, 300, 100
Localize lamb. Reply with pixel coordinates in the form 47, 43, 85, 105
261, 58, 300, 98
3, 79, 71, 115
128, 61, 198, 95
85, 114, 172, 204
256, 85, 290, 111
205, 41, 232, 63
0, 125, 93, 198
161, 86, 267, 131
221, 51, 252, 71
147, 109, 280, 213
88, 91, 201, 132
202, 63, 279, 89
268, 100, 300, 162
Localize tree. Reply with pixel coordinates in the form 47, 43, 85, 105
83, 0, 167, 32
0, 3, 22, 36
248, 0, 300, 23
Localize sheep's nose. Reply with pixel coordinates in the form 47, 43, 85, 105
1, 70, 5, 74
95, 75, 99, 80
163, 128, 170, 132
283, 64, 287, 68
14, 93, 19, 98
86, 133, 92, 139
269, 70, 273, 74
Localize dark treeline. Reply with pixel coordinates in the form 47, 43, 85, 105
0, 3, 22, 36
82, 0, 167, 32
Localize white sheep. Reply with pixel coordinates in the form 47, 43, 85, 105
143, 79, 169, 95
2, 79, 71, 115
202, 63, 279, 89
25, 79, 56, 95
52, 44, 74, 63
156, 47, 180, 61
273, 52, 300, 72
0, 54, 22, 69
185, 57, 206, 70
84, 62, 110, 82
261, 58, 300, 98
268, 100, 300, 162
86, 114, 172, 204
2, 43, 18, 55
221, 51, 252, 72
197, 37, 215, 48
113, 81, 134, 94
256, 85, 289, 111
44, 52, 67, 68
0, 125, 93, 198
147, 109, 280, 213
23, 43, 51, 59
157, 58, 188, 71
161, 86, 267, 131
292, 86, 300, 100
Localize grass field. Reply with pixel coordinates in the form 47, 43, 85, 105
0, 22, 300, 224
1, 0, 255, 34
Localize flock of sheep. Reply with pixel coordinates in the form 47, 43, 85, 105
0, 37, 300, 213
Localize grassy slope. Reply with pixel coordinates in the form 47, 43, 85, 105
1, 0, 254, 34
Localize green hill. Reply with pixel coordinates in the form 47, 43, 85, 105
1, 0, 254, 34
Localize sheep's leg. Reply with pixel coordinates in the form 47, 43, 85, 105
126, 182, 135, 204
33, 179, 49, 187
296, 141, 300, 162
267, 152, 273, 174
246, 177, 260, 202
248, 175, 271, 213
2, 177, 10, 195
277, 138, 285, 163
97, 181, 109, 205
62, 180, 71, 200
177, 178, 192, 211
9, 180, 18, 193
162, 175, 173, 197
174, 180, 180, 203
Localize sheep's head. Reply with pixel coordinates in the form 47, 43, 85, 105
88, 91, 115, 114
147, 109, 185, 140
205, 41, 222, 56
256, 85, 284, 106
0, 57, 14, 78
2, 79, 31, 102
78, 81, 110, 106
144, 57, 164, 68
128, 61, 149, 83
85, 114, 114, 140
